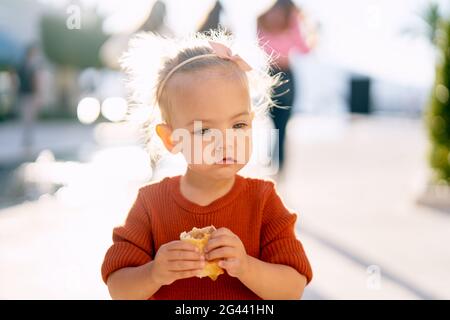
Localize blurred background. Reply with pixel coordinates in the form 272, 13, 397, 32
1, 0, 450, 299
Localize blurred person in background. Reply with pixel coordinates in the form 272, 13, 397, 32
197, 0, 223, 33
101, 0, 173, 70
257, 0, 317, 171
197, 0, 234, 37
17, 44, 43, 159
138, 0, 172, 35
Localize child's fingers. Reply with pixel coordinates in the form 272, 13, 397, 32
166, 240, 199, 252
205, 246, 235, 261
168, 260, 206, 272
167, 250, 204, 261
218, 258, 237, 269
204, 235, 236, 253
212, 227, 234, 238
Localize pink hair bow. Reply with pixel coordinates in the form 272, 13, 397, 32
208, 41, 252, 72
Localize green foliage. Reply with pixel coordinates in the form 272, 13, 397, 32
427, 20, 450, 183
421, 2, 441, 46
40, 11, 108, 69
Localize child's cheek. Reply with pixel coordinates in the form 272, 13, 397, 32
180, 136, 216, 165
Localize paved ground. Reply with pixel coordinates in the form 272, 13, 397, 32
279, 115, 450, 299
0, 115, 449, 299
0, 120, 96, 165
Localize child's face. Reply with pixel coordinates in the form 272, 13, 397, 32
159, 67, 253, 180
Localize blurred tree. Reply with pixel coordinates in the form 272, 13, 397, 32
40, 8, 108, 116
427, 17, 450, 183
40, 10, 107, 69
421, 2, 441, 46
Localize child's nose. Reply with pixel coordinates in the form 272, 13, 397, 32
215, 133, 234, 151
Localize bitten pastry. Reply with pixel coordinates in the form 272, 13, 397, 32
180, 226, 224, 281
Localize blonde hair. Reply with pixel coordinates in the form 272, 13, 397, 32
120, 29, 281, 164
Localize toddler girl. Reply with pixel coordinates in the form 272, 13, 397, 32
101, 29, 312, 300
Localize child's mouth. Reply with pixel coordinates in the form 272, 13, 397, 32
215, 157, 236, 165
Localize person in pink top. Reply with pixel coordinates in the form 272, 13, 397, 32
257, 0, 316, 171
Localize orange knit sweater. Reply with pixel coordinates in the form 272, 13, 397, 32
101, 174, 313, 300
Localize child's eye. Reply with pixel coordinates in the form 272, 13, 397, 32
233, 123, 248, 129
194, 128, 210, 136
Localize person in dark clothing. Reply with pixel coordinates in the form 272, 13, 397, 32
197, 1, 223, 33
17, 45, 42, 158
257, 0, 316, 171
268, 67, 295, 169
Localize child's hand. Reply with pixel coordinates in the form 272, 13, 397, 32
204, 228, 249, 279
150, 240, 205, 286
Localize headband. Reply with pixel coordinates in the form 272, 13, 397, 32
156, 41, 252, 102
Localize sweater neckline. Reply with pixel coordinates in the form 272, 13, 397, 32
169, 174, 245, 214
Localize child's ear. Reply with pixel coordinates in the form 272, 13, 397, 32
156, 123, 176, 153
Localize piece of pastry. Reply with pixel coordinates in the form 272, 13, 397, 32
180, 226, 224, 281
